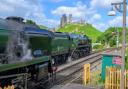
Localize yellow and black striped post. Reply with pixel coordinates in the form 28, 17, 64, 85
83, 63, 90, 85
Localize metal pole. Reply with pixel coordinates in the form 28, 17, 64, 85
116, 27, 119, 48
115, 25, 118, 48
120, 0, 126, 88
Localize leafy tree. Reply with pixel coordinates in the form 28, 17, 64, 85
97, 27, 123, 47
109, 36, 116, 47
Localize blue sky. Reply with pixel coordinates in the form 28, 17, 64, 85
0, 0, 127, 32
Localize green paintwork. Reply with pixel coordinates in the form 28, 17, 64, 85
51, 34, 70, 55
0, 28, 52, 55
29, 35, 52, 55
0, 56, 50, 72
0, 29, 51, 73
0, 29, 9, 53
70, 38, 79, 50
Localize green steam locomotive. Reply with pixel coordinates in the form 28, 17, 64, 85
0, 16, 91, 88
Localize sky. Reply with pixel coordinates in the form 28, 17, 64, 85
0, 0, 128, 32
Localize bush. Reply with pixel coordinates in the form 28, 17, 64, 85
93, 44, 103, 49
109, 37, 116, 47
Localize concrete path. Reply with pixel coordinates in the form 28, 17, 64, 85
51, 83, 102, 89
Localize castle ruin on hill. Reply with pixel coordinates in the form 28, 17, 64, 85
60, 14, 86, 28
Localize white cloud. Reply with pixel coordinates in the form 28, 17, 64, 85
92, 13, 101, 20
127, 5, 128, 10
88, 13, 107, 32
52, 6, 84, 17
89, 0, 126, 31
51, 1, 95, 18
0, 0, 45, 21
42, 19, 60, 28
108, 16, 128, 27
93, 16, 128, 32
52, 6, 86, 18
108, 16, 121, 26
93, 23, 108, 32
52, 1, 106, 31
90, 0, 122, 9
0, 0, 59, 28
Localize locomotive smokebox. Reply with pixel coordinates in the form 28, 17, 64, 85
6, 16, 24, 23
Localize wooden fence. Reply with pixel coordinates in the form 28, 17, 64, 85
105, 67, 128, 89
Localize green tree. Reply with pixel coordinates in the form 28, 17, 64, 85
97, 27, 123, 47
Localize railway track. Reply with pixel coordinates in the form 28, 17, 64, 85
58, 47, 118, 71
51, 48, 117, 89
57, 47, 116, 73
31, 48, 116, 89
58, 60, 102, 89
54, 53, 102, 86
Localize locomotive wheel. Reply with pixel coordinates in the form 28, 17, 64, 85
79, 51, 84, 57
61, 54, 68, 64
72, 51, 79, 60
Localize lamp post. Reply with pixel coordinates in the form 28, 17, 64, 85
108, 0, 127, 89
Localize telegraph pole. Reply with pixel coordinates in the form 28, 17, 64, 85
108, 0, 127, 88
121, 0, 127, 88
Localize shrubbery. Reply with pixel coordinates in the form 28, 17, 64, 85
93, 44, 103, 49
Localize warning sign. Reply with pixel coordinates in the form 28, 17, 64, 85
113, 56, 122, 65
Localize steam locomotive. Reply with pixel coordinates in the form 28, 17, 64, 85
0, 16, 91, 88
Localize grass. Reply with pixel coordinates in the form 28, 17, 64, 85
90, 70, 104, 87
38, 25, 48, 29
57, 23, 102, 42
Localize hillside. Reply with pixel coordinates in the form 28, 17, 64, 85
39, 25, 48, 29
57, 23, 102, 42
